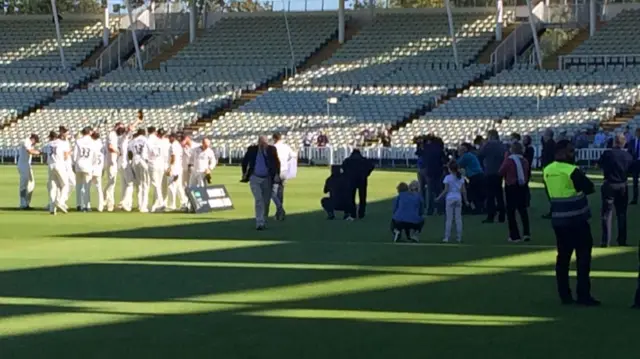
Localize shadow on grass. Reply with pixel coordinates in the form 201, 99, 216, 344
0, 186, 638, 358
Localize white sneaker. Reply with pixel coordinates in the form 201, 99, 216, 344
56, 204, 68, 214
442, 238, 449, 243
456, 238, 463, 243
393, 230, 401, 243
122, 206, 132, 212
107, 205, 114, 212
508, 238, 521, 243
139, 208, 149, 213
344, 216, 354, 222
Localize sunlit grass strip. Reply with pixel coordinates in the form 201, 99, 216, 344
104, 260, 511, 276
0, 312, 143, 338
242, 309, 554, 327
527, 270, 638, 279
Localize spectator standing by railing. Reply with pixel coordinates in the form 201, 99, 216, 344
541, 128, 556, 219
625, 128, 640, 205
598, 134, 632, 247
500, 142, 531, 242
317, 131, 329, 147
480, 130, 506, 223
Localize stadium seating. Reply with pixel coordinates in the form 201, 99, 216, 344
165, 13, 339, 69
0, 68, 96, 132
572, 9, 640, 56
0, 19, 115, 68
327, 12, 511, 66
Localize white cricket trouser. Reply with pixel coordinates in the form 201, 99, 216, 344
148, 165, 165, 211
132, 162, 150, 211
181, 168, 190, 207
47, 164, 68, 210
76, 171, 92, 210
18, 166, 35, 208
64, 162, 75, 204
166, 171, 183, 210
161, 165, 169, 205
90, 171, 105, 211
189, 172, 206, 187
104, 164, 118, 210
119, 166, 135, 210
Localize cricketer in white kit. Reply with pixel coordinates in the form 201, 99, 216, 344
159, 130, 171, 203
146, 127, 166, 212
166, 133, 185, 210
73, 127, 97, 212
104, 123, 122, 211
17, 134, 40, 209
118, 128, 135, 211
189, 138, 217, 187
272, 132, 295, 221
44, 131, 70, 214
129, 129, 150, 212
58, 127, 75, 206
89, 132, 105, 212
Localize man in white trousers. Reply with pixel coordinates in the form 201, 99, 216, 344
158, 129, 171, 204
59, 126, 75, 208
89, 131, 105, 212
165, 133, 184, 211
189, 138, 216, 187
17, 133, 40, 210
146, 127, 166, 212
73, 127, 97, 212
181, 134, 198, 210
104, 122, 123, 212
129, 129, 150, 213
118, 126, 135, 212
44, 131, 70, 215
271, 132, 295, 221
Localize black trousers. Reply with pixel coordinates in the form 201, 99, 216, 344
467, 173, 485, 213
505, 184, 530, 240
632, 161, 640, 202
485, 174, 505, 220
600, 182, 628, 246
425, 174, 443, 215
417, 168, 428, 208
321, 197, 346, 218
390, 219, 425, 236
635, 247, 640, 306
554, 222, 593, 301
348, 181, 368, 219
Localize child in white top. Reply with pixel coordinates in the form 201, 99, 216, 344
436, 161, 469, 243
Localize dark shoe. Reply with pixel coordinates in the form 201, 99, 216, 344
482, 219, 494, 224
76, 206, 82, 211
630, 200, 638, 205
632, 304, 640, 309
256, 225, 265, 231
600, 243, 608, 248
617, 242, 628, 247
542, 213, 552, 220
561, 297, 575, 305
498, 214, 506, 223
523, 235, 531, 242
23, 206, 34, 211
576, 297, 601, 307
327, 215, 335, 220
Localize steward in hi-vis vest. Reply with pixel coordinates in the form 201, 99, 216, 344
542, 139, 599, 307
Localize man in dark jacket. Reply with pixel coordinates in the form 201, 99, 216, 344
342, 149, 375, 220
321, 165, 350, 219
417, 134, 446, 215
541, 128, 556, 219
625, 128, 640, 204
599, 134, 633, 247
480, 130, 506, 223
241, 136, 280, 230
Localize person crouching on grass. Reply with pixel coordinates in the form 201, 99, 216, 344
391, 182, 424, 243
436, 161, 469, 243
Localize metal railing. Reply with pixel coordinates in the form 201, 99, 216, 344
558, 54, 640, 69
491, 21, 540, 73
525, 28, 579, 65
542, 4, 592, 27
0, 145, 608, 168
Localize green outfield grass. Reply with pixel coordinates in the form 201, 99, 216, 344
0, 165, 638, 358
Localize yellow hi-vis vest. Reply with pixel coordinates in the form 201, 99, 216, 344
543, 162, 578, 199
543, 161, 590, 225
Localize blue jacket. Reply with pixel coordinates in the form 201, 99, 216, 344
392, 192, 424, 224
457, 152, 482, 178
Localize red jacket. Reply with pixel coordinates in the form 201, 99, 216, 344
499, 155, 530, 186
